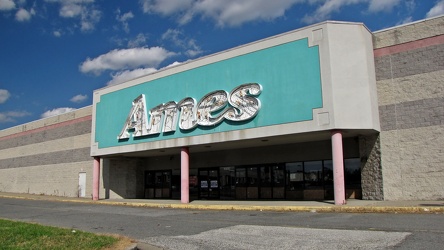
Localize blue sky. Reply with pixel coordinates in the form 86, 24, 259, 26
0, 0, 443, 130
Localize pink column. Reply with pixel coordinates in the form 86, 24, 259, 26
92, 157, 100, 201
331, 130, 346, 205
181, 147, 190, 204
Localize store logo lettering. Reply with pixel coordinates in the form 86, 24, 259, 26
118, 83, 262, 139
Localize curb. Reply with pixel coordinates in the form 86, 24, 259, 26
97, 202, 444, 214
1, 194, 443, 214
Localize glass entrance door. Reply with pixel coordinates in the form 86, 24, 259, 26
247, 167, 259, 199
272, 165, 285, 199
219, 167, 235, 199
144, 170, 172, 199
259, 165, 285, 199
198, 168, 220, 199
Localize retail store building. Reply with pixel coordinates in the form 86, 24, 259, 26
1, 16, 443, 203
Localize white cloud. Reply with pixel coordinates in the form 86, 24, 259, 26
405, 0, 415, 13
41, 107, 76, 118
107, 67, 158, 86
196, 0, 303, 26
302, 0, 405, 24
141, 0, 303, 27
162, 29, 203, 57
53, 30, 62, 37
15, 8, 33, 22
80, 8, 101, 32
117, 10, 134, 22
0, 0, 15, 11
141, 0, 412, 26
303, 0, 363, 24
45, 0, 94, 3
60, 3, 82, 17
106, 61, 182, 86
368, 0, 400, 12
46, 0, 101, 32
45, 0, 95, 5
165, 61, 182, 68
397, 16, 413, 26
0, 89, 10, 104
141, 0, 194, 15
426, 0, 444, 18
0, 111, 31, 123
70, 94, 88, 103
116, 9, 134, 33
79, 47, 176, 75
185, 39, 202, 57
128, 33, 148, 48
161, 28, 181, 41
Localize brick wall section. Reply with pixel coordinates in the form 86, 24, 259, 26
0, 148, 91, 169
0, 120, 92, 150
0, 161, 94, 197
373, 15, 444, 200
379, 127, 444, 200
375, 43, 444, 81
373, 17, 444, 49
379, 97, 444, 131
0, 106, 95, 197
0, 134, 90, 161
0, 106, 92, 138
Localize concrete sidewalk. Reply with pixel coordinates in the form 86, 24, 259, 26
1, 192, 443, 214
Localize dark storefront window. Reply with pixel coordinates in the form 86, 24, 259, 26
286, 162, 303, 200
345, 158, 361, 187
145, 158, 361, 201
272, 165, 285, 199
234, 165, 286, 200
171, 169, 181, 199
323, 160, 334, 199
302, 161, 324, 200
189, 169, 198, 200
247, 167, 259, 199
284, 158, 361, 200
235, 167, 247, 199
235, 168, 246, 186
304, 161, 323, 188
344, 158, 362, 199
260, 166, 272, 187
286, 162, 304, 190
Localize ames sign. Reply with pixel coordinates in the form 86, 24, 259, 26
118, 83, 262, 139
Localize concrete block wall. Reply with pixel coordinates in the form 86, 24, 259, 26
359, 134, 383, 200
373, 15, 444, 200
103, 158, 142, 199
0, 106, 97, 198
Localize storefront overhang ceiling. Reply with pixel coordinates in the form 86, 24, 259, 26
108, 129, 377, 158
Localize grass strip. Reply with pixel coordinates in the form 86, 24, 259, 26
0, 218, 119, 249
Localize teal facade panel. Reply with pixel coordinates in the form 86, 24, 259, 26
95, 38, 322, 148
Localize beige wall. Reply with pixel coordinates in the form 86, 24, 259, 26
374, 16, 444, 200
0, 106, 104, 198
0, 161, 93, 197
